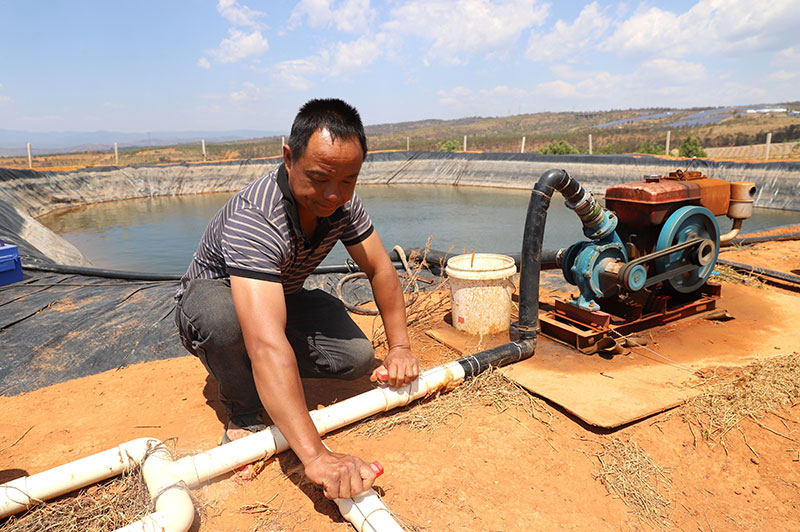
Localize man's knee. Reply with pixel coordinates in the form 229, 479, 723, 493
348, 337, 376, 378
324, 337, 375, 380
178, 279, 243, 350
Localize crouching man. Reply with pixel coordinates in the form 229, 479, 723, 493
174, 98, 419, 499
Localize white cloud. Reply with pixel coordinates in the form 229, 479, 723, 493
288, 0, 376, 33
217, 0, 266, 29
767, 70, 799, 82
329, 34, 384, 76
640, 58, 706, 82
332, 0, 376, 32
273, 57, 328, 90
197, 57, 211, 69
437, 86, 474, 106
605, 0, 800, 57
199, 103, 225, 114
535, 79, 578, 99
772, 46, 800, 67
0, 83, 10, 103
269, 31, 387, 89
603, 6, 677, 56
230, 81, 262, 102
288, 0, 332, 29
207, 28, 269, 64
384, 0, 549, 65
527, 2, 611, 62
437, 85, 529, 114
481, 85, 527, 98
22, 115, 60, 122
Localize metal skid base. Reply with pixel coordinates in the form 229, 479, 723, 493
539, 282, 722, 353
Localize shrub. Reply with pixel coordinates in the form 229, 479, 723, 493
637, 140, 664, 154
540, 140, 579, 155
678, 135, 707, 158
437, 139, 461, 152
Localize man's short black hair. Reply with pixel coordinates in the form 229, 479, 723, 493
288, 98, 368, 161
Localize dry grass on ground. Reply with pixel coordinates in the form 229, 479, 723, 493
590, 438, 674, 528
684, 351, 800, 444
0, 469, 151, 532
358, 368, 552, 436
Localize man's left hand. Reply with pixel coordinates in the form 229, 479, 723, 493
370, 346, 419, 387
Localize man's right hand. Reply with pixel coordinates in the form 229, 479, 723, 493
303, 449, 378, 499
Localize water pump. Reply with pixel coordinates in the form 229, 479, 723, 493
559, 170, 756, 312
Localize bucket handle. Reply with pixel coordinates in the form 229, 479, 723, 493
505, 277, 517, 295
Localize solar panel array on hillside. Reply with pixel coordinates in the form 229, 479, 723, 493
595, 111, 676, 128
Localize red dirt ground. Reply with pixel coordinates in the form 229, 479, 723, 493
1, 238, 800, 531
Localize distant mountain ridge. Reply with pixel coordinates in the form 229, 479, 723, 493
3, 100, 798, 157
0, 129, 283, 156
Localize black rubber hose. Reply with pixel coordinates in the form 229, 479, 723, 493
452, 168, 586, 374
518, 168, 582, 339
724, 231, 800, 247
22, 260, 408, 281
716, 258, 800, 286
456, 338, 537, 378
398, 247, 563, 271
22, 262, 183, 281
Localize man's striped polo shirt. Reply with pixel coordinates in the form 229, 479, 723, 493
176, 163, 373, 299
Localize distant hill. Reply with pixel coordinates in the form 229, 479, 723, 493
2, 101, 798, 160
0, 129, 283, 156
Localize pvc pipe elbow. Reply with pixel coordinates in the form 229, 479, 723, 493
0, 437, 157, 519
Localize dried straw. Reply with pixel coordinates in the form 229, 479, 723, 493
372, 238, 450, 349
594, 438, 673, 528
358, 368, 551, 436
684, 352, 800, 442
712, 263, 766, 288
0, 468, 151, 532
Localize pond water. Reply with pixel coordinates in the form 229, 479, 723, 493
38, 185, 799, 273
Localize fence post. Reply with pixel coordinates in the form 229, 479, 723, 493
406, 136, 410, 151
765, 133, 772, 161
27, 142, 32, 169
114, 142, 119, 165
463, 135, 467, 152
201, 139, 207, 161
281, 136, 285, 148
665, 131, 671, 155
588, 134, 593, 155
520, 136, 526, 154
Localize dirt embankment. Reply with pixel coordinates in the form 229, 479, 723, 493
2, 154, 799, 266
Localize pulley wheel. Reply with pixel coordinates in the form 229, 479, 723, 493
655, 206, 720, 293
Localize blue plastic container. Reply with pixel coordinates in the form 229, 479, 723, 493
0, 241, 24, 286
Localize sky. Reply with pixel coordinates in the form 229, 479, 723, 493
0, 0, 798, 133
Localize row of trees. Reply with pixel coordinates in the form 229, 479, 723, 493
437, 135, 707, 157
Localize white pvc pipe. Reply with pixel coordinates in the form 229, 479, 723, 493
0, 360, 468, 531
335, 489, 404, 532
172, 361, 466, 488
0, 438, 153, 517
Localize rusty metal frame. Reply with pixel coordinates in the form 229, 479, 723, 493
539, 283, 722, 352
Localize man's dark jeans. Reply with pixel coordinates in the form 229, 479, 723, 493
174, 278, 375, 420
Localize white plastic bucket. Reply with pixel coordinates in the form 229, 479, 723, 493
445, 253, 517, 336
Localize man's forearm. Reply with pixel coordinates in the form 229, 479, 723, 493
249, 341, 325, 465
369, 266, 411, 348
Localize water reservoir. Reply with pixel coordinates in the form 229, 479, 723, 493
38, 185, 799, 273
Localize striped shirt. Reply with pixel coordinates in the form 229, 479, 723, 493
176, 163, 373, 299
